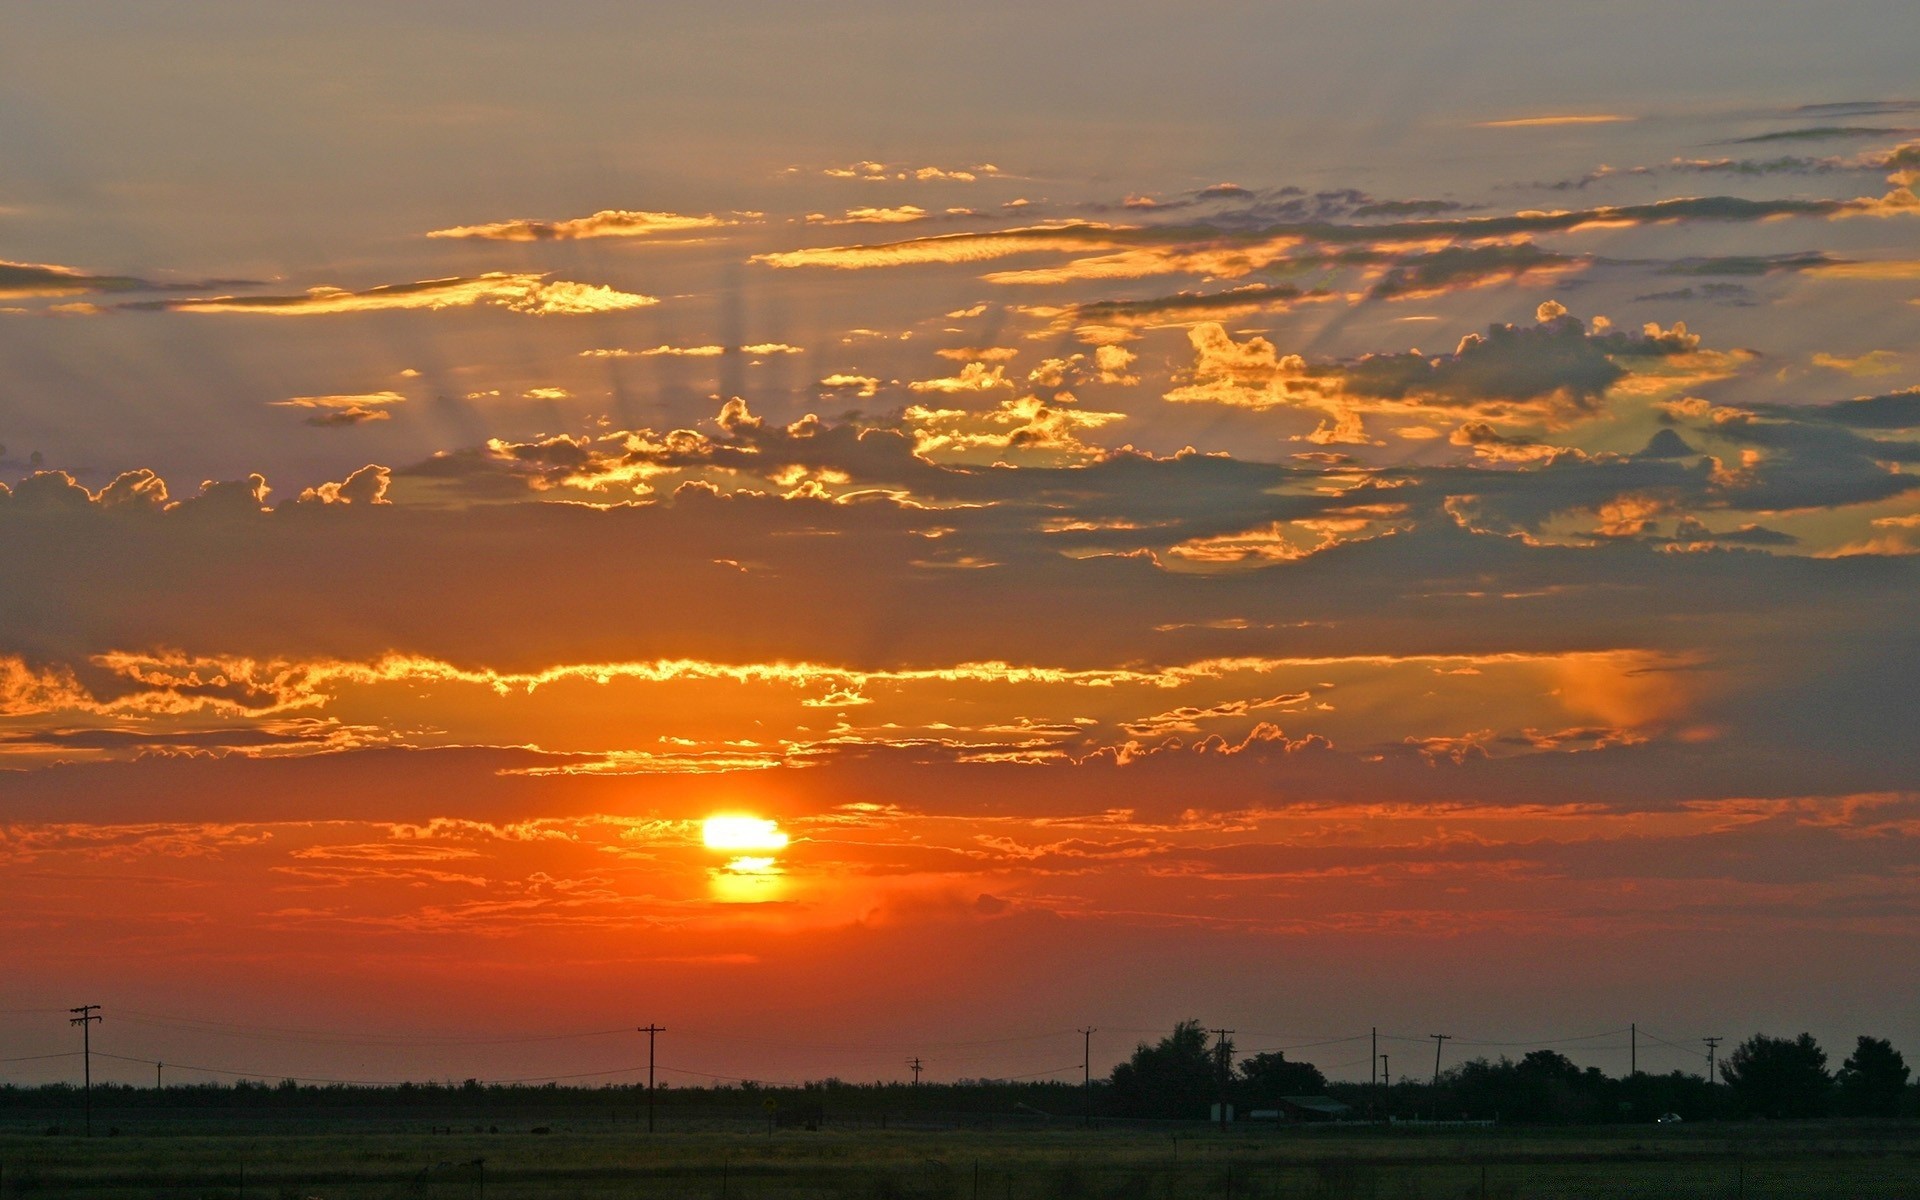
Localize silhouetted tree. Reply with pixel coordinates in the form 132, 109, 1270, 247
1721, 1033, 1831, 1118
1836, 1036, 1910, 1118
1107, 1020, 1220, 1118
1235, 1051, 1327, 1107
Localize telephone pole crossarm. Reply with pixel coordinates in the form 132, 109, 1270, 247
69, 1005, 102, 1138
638, 1025, 665, 1133
1078, 1028, 1096, 1128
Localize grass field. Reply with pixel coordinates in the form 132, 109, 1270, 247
2, 1119, 1916, 1198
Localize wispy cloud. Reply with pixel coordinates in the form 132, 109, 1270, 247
425, 209, 741, 241
137, 273, 658, 316
1478, 114, 1634, 128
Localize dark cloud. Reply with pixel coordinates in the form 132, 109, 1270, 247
1750, 387, 1920, 429
1364, 242, 1582, 300
1725, 126, 1916, 144
0, 259, 257, 300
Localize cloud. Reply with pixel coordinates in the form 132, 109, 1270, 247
1478, 114, 1633, 128
751, 225, 1123, 270
1164, 304, 1705, 438
1748, 387, 1920, 429
1068, 284, 1322, 327
583, 343, 802, 359
806, 206, 928, 225
424, 210, 737, 241
136, 273, 658, 316
270, 391, 407, 410
814, 161, 1002, 183
584, 344, 726, 358
302, 407, 391, 428
908, 363, 1012, 394
1364, 243, 1586, 300
0, 260, 258, 301
1811, 350, 1903, 376
1727, 126, 1917, 145
818, 373, 881, 398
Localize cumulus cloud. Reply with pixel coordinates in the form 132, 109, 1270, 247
818, 372, 881, 398
908, 362, 1013, 394
1164, 304, 1703, 443
806, 206, 929, 225
814, 161, 1002, 183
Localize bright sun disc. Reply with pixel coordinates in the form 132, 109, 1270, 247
702, 815, 790, 853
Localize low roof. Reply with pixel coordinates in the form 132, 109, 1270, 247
1278, 1095, 1353, 1113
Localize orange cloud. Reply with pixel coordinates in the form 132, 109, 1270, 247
1478, 114, 1634, 128
751, 226, 1123, 270
148, 274, 658, 316
425, 210, 738, 240
270, 391, 407, 410
806, 206, 929, 225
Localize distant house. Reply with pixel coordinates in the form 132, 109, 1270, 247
1272, 1095, 1353, 1122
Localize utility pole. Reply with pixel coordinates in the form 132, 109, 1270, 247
1078, 1028, 1096, 1128
1379, 1055, 1390, 1121
1430, 1034, 1451, 1089
157, 1061, 163, 1090
907, 1057, 924, 1086
1209, 1029, 1234, 1131
1703, 1037, 1722, 1085
69, 1005, 101, 1137
637, 1025, 665, 1133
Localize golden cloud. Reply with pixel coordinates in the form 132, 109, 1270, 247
806, 206, 929, 225
270, 391, 407, 410
1478, 114, 1633, 128
751, 226, 1123, 270
150, 273, 658, 316
425, 210, 738, 241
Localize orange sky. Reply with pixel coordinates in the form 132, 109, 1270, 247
2, 3, 1919, 1087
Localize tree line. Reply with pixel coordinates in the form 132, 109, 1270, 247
1107, 1020, 1915, 1123
1, 1023, 1910, 1126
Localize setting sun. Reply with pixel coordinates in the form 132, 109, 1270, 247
701, 815, 790, 853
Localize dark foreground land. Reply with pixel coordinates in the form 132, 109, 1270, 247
2, 1119, 1918, 1200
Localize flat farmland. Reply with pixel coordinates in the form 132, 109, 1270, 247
2, 1120, 1917, 1199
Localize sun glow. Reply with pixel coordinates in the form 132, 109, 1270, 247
701, 815, 790, 853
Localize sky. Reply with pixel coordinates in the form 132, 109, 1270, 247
3, 1, 1920, 1091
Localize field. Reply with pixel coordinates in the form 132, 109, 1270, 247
1, 1113, 1917, 1199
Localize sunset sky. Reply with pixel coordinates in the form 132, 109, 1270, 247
4, 2, 1920, 1090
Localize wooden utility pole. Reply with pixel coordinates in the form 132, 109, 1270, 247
1210, 1029, 1234, 1131
1078, 1028, 1096, 1127
1430, 1034, 1451, 1088
69, 1005, 101, 1137
638, 1025, 665, 1132
907, 1057, 924, 1085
